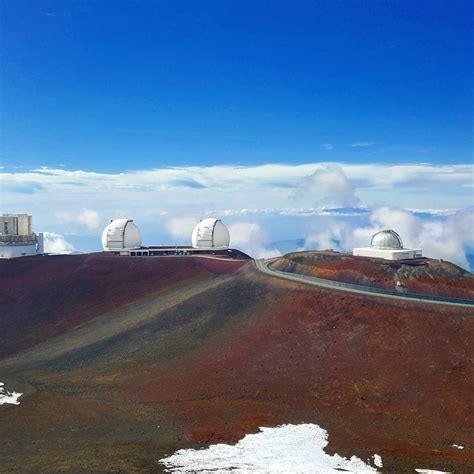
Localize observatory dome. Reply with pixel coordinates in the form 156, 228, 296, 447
102, 219, 142, 251
370, 230, 403, 249
192, 218, 230, 249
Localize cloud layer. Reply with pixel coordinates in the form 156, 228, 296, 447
56, 209, 101, 229
1, 163, 471, 234
1, 162, 471, 206
294, 165, 360, 208
1, 162, 472, 267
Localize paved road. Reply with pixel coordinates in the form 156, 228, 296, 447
255, 258, 474, 309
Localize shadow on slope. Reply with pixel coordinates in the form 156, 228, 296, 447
0, 254, 246, 359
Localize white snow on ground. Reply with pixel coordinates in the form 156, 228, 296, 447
372, 454, 383, 468
0, 382, 22, 405
451, 444, 464, 449
160, 423, 381, 472
415, 470, 451, 474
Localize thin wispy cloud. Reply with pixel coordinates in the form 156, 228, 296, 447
322, 144, 334, 151
43, 12, 68, 17
3, 181, 44, 194
209, 207, 370, 217
170, 179, 206, 189
351, 141, 376, 147
56, 209, 101, 229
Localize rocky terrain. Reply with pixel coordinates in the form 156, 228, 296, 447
269, 250, 474, 299
0, 253, 473, 472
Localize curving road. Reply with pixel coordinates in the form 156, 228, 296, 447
255, 258, 474, 309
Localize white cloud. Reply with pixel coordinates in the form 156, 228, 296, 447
56, 209, 100, 229
228, 222, 281, 258
1, 163, 472, 255
295, 164, 360, 208
305, 221, 351, 251
351, 141, 376, 147
1, 162, 471, 194
166, 217, 199, 241
322, 143, 334, 150
0, 163, 472, 211
43, 232, 76, 254
77, 209, 100, 228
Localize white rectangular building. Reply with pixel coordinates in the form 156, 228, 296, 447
2, 214, 33, 236
0, 214, 44, 258
353, 247, 422, 260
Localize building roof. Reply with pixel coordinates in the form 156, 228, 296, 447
102, 219, 142, 250
191, 218, 230, 249
371, 229, 403, 249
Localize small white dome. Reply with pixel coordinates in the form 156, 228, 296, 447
102, 219, 142, 251
371, 229, 403, 249
191, 218, 230, 249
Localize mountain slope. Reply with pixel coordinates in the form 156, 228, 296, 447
0, 254, 473, 472
0, 253, 245, 359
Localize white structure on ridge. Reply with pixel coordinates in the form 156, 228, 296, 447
192, 218, 230, 249
0, 214, 44, 258
353, 229, 422, 261
102, 219, 142, 253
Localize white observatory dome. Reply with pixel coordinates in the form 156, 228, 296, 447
370, 229, 403, 249
101, 219, 142, 251
191, 218, 230, 249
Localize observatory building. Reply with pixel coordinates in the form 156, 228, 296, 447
191, 218, 230, 249
353, 229, 422, 261
0, 214, 44, 258
102, 219, 142, 254
101, 216, 248, 259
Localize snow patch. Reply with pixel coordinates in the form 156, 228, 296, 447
415, 470, 451, 474
451, 444, 464, 449
372, 454, 383, 468
160, 423, 380, 472
0, 382, 22, 406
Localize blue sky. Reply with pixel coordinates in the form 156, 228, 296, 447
1, 0, 472, 170
0, 1, 473, 267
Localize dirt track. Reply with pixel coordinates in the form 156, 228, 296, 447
1, 254, 473, 472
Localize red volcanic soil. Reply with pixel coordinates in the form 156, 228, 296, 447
270, 250, 474, 298
0, 253, 246, 359
0, 254, 473, 472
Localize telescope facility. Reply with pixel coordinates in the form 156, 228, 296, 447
101, 217, 249, 259
353, 229, 422, 261
0, 214, 44, 258
191, 218, 230, 249
102, 219, 142, 254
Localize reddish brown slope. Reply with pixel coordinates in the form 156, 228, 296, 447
0, 253, 246, 359
0, 256, 472, 472
270, 251, 474, 298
